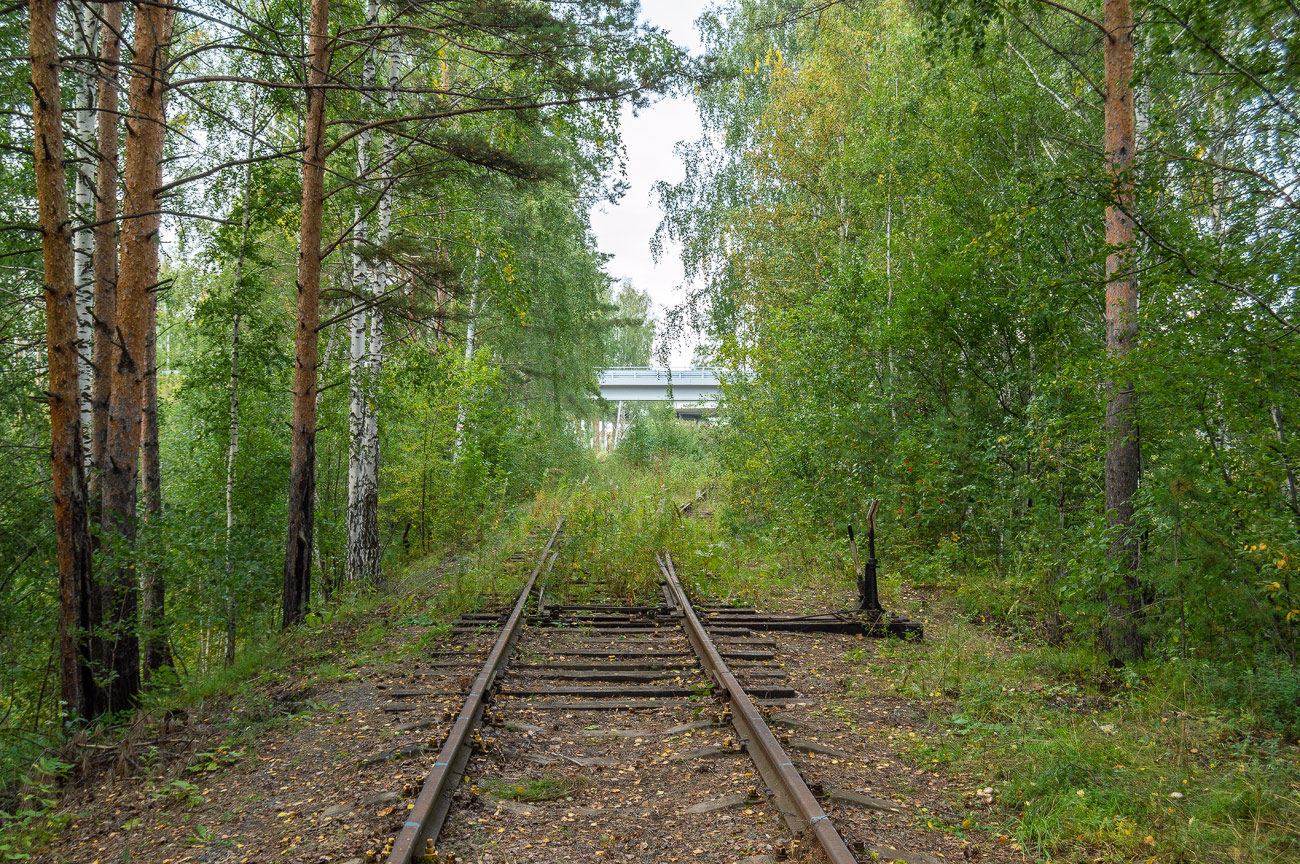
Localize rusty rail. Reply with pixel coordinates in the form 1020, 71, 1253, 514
386, 520, 562, 864
656, 551, 858, 864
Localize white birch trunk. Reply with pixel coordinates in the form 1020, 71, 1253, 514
348, 19, 395, 585
358, 34, 399, 584
346, 0, 380, 584
452, 249, 480, 461
72, 3, 97, 457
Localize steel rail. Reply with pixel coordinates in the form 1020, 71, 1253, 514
657, 551, 858, 864
387, 520, 562, 864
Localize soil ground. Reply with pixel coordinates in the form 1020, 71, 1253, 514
34, 542, 1021, 864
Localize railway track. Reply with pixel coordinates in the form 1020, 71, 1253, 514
381, 507, 896, 864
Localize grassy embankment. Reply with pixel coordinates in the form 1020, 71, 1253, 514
676, 490, 1300, 863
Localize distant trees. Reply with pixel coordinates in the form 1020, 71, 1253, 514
608, 280, 655, 368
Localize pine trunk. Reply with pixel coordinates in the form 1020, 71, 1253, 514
1102, 0, 1143, 662
140, 265, 168, 680
102, 0, 175, 710
90, 1, 121, 498
31, 0, 97, 721
284, 0, 331, 628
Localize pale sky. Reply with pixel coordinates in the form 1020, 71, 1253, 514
589, 1, 708, 369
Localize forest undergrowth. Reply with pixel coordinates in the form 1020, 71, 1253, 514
683, 493, 1300, 863
0, 435, 711, 859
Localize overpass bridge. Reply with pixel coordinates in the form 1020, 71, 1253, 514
585, 369, 724, 450
596, 368, 724, 405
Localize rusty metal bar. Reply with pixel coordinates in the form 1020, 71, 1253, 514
657, 551, 858, 864
386, 520, 562, 864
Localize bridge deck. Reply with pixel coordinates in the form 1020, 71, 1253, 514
596, 368, 723, 404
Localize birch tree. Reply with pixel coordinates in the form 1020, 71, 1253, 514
223, 113, 259, 665
70, 2, 97, 453
346, 0, 382, 586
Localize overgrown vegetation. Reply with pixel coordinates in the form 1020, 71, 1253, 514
670, 477, 1300, 862
659, 0, 1300, 765
2, 0, 676, 804
5, 0, 1300, 858
866, 614, 1300, 861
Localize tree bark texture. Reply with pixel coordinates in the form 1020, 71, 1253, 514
102, 0, 175, 710
1102, 0, 1143, 662
224, 303, 242, 665
347, 0, 384, 586
30, 0, 97, 721
360, 36, 401, 567
72, 1, 97, 453
140, 259, 168, 679
346, 0, 376, 586
284, 0, 331, 628
91, 1, 122, 498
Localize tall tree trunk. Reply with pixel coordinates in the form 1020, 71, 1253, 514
1101, 0, 1143, 662
90, 1, 122, 500
225, 123, 257, 666
224, 304, 242, 664
346, 0, 377, 586
139, 259, 168, 680
452, 250, 480, 460
103, 0, 174, 711
284, 0, 331, 628
31, 0, 97, 721
72, 1, 97, 456
358, 34, 399, 584
347, 0, 386, 586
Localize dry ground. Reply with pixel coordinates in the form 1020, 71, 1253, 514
34, 571, 1023, 864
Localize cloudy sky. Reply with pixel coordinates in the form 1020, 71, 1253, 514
588, 1, 708, 368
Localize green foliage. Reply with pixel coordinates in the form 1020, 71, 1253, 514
856, 611, 1300, 862
0, 0, 683, 806
680, 487, 1300, 861
547, 457, 713, 604
617, 406, 709, 467
606, 280, 655, 368
0, 757, 73, 861
661, 0, 1300, 669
